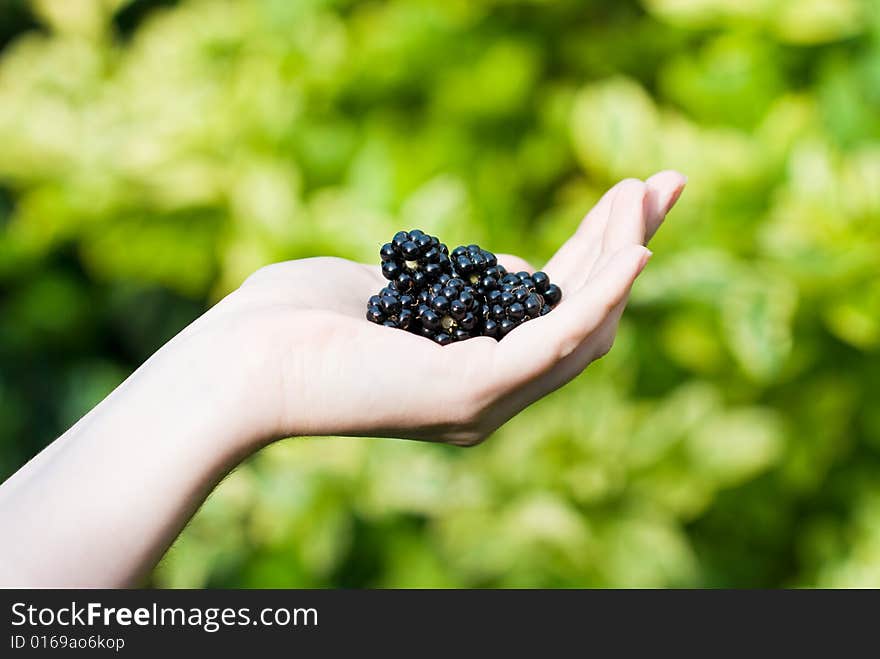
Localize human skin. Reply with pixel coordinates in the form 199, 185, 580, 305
0, 172, 686, 587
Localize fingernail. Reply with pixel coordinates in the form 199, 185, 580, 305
666, 184, 685, 213
638, 248, 653, 272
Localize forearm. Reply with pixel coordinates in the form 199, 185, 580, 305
0, 320, 270, 587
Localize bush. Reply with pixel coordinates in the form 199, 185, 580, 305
1, 0, 878, 587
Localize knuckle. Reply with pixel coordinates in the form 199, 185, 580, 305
603, 296, 620, 317
618, 177, 646, 191
444, 415, 495, 446
613, 178, 649, 204
448, 428, 491, 447
440, 382, 498, 447
454, 384, 490, 427
593, 338, 614, 360
241, 263, 278, 287
557, 332, 582, 361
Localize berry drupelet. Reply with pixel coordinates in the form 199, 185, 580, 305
380, 229, 451, 293
366, 231, 563, 344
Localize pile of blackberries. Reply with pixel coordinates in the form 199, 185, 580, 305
366, 230, 562, 345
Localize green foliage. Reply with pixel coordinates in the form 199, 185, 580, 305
1, 0, 879, 587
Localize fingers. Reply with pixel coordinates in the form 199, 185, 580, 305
593, 172, 686, 278
542, 171, 686, 293
496, 244, 652, 387
542, 179, 627, 290
470, 172, 685, 421
536, 172, 684, 385
595, 179, 649, 276
496, 253, 535, 274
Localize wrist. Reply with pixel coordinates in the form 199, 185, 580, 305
112, 315, 283, 473
0, 311, 280, 587
166, 318, 286, 456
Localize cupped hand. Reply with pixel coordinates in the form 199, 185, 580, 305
0, 171, 686, 588
197, 172, 686, 447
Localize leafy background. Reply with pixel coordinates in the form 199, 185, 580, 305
1, 0, 879, 587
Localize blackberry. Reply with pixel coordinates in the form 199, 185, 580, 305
479, 269, 563, 338
450, 244, 499, 286
380, 229, 451, 292
367, 234, 563, 345
416, 277, 479, 344
365, 287, 417, 330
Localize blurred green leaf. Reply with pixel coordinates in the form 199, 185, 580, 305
1, 0, 878, 588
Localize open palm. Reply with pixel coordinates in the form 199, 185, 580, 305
206, 172, 686, 445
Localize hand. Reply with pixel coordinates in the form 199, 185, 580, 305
0, 171, 685, 587
199, 171, 687, 448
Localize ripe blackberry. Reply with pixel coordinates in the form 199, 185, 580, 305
480, 270, 563, 338
380, 229, 451, 292
416, 277, 479, 344
450, 244, 500, 286
367, 233, 563, 345
365, 287, 417, 330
